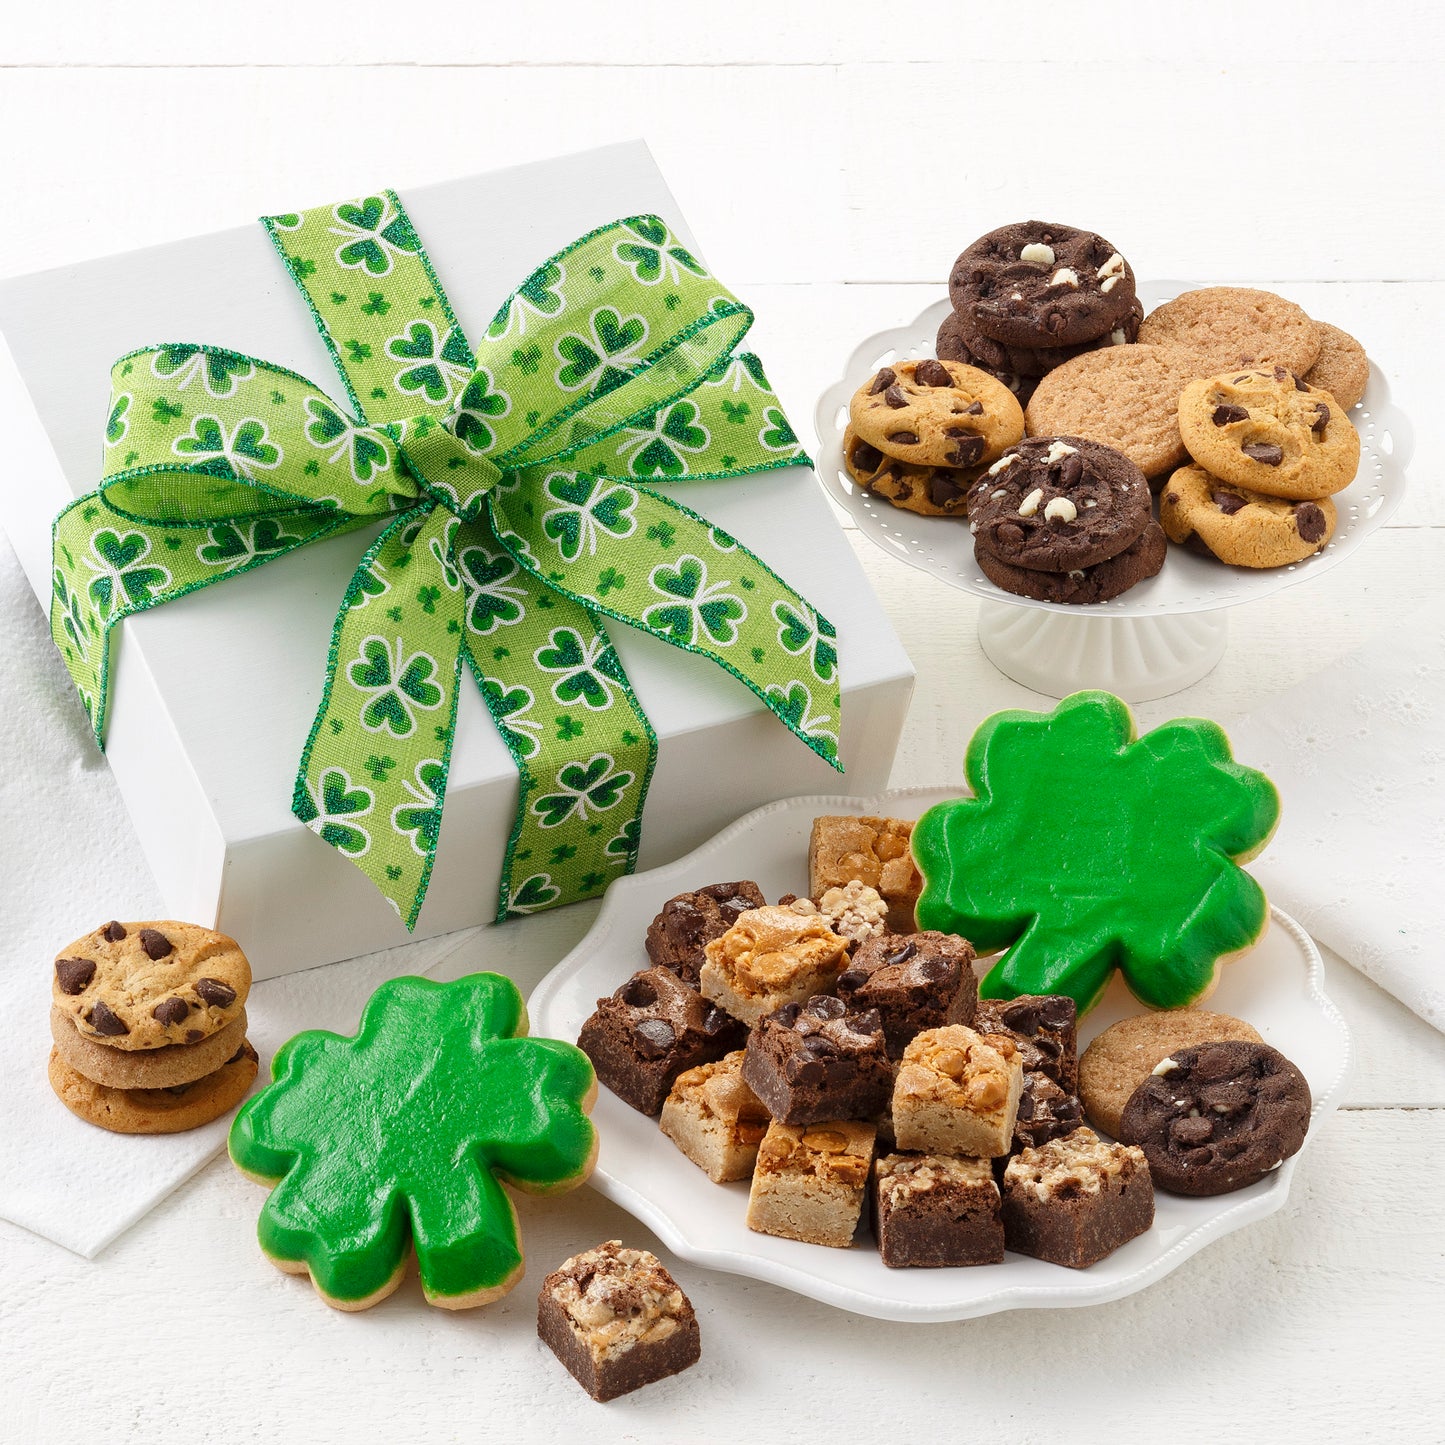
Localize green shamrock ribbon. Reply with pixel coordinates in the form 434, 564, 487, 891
50, 193, 841, 927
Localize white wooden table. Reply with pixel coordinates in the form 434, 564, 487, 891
2, 8, 1443, 1439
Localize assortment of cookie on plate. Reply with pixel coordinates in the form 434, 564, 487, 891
576, 692, 1316, 1272
845, 220, 1373, 598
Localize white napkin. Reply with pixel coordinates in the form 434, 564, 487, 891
0, 537, 472, 1256
1232, 615, 1445, 1032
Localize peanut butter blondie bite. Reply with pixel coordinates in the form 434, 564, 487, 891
893, 1025, 1023, 1157
746, 1120, 876, 1248
700, 905, 850, 1027
660, 1051, 771, 1184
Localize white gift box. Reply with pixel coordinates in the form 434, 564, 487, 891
0, 141, 914, 979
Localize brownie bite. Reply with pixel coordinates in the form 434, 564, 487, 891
745, 1120, 876, 1248
645, 881, 766, 986
1012, 1071, 1085, 1155
872, 1153, 1005, 1268
1001, 1127, 1154, 1268
837, 931, 978, 1060
537, 1240, 701, 1401
893, 1025, 1023, 1157
976, 994, 1079, 1093
740, 995, 893, 1127
699, 905, 850, 1027
809, 815, 922, 932
577, 967, 745, 1116
660, 1051, 771, 1184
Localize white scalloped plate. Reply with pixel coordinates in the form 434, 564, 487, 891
813, 286, 1414, 616
529, 787, 1352, 1322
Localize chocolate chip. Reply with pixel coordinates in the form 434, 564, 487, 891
1035, 997, 1075, 1028
226, 1046, 248, 1065
1212, 404, 1249, 426
928, 473, 966, 508
1045, 310, 1067, 334
886, 430, 919, 446
869, 368, 896, 395
54, 958, 96, 994
911, 955, 954, 984
850, 439, 883, 473
152, 996, 190, 1026
100, 921, 127, 942
996, 521, 1025, 549
804, 995, 846, 1021
884, 941, 918, 967
1164, 491, 1179, 506
1170, 1115, 1216, 1148
1242, 443, 1283, 466
87, 1000, 129, 1036
186, 1029, 204, 1044
1311, 403, 1330, 434
618, 975, 657, 1008
946, 434, 986, 467
963, 401, 985, 415
1294, 502, 1327, 543
1213, 490, 1247, 516
775, 1002, 802, 1027
1059, 453, 1084, 487
138, 928, 173, 960
913, 359, 952, 388
800, 1034, 839, 1059
882, 384, 908, 409
1001, 1001, 1040, 1034
701, 1004, 735, 1037
1293, 373, 1311, 392
632, 1018, 676, 1058
194, 977, 237, 1008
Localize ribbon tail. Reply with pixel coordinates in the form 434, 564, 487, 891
51, 491, 362, 747
452, 513, 656, 922
292, 504, 466, 928
489, 478, 843, 773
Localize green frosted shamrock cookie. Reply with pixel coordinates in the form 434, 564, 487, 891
912, 692, 1280, 1016
228, 972, 596, 1311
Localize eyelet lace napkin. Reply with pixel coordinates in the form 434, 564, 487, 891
1231, 616, 1444, 1032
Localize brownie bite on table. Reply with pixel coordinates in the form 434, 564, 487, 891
740, 995, 893, 1126
837, 931, 977, 1060
872, 1153, 1005, 1268
645, 881, 766, 986
578, 966, 745, 1115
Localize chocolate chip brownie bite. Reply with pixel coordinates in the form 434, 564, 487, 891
1160, 464, 1336, 567
849, 358, 1024, 470
949, 222, 1138, 349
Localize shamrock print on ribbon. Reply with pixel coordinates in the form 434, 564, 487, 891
645, 554, 746, 647
613, 217, 707, 286
773, 599, 839, 684
554, 306, 648, 395
227, 972, 596, 1310
172, 414, 282, 481
540, 472, 637, 561
294, 765, 375, 858
531, 753, 634, 829
328, 195, 422, 277
349, 635, 446, 738
52, 195, 833, 934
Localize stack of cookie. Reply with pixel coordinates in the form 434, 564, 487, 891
965, 436, 1166, 604
1158, 364, 1362, 567
938, 222, 1142, 407
843, 358, 1025, 517
48, 919, 258, 1134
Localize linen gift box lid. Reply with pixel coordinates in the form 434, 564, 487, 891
0, 140, 914, 980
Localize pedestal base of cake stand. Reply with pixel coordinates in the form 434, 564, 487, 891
976, 602, 1229, 703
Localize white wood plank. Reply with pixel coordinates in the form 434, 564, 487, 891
1, 1108, 1440, 1442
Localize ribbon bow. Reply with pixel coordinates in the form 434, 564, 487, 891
50, 194, 841, 926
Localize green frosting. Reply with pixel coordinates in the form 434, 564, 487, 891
228, 972, 596, 1307
912, 691, 1280, 1015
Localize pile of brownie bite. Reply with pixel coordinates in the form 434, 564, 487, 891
577, 815, 1151, 1271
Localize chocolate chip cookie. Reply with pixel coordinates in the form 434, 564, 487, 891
50, 1004, 250, 1089
1303, 323, 1370, 411
1138, 288, 1323, 375
849, 359, 1024, 470
1160, 464, 1336, 567
966, 436, 1151, 572
1025, 344, 1203, 478
49, 1040, 259, 1135
949, 222, 1138, 348
974, 522, 1166, 605
843, 426, 976, 517
52, 920, 251, 1050
1078, 1009, 1264, 1138
1178, 367, 1361, 500
1117, 1041, 1311, 1195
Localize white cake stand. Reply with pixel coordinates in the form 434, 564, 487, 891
814, 286, 1413, 701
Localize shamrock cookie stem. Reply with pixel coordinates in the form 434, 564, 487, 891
229, 973, 597, 1311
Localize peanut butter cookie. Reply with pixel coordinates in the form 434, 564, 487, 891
52, 919, 251, 1050
1178, 367, 1360, 500
1138, 287, 1322, 374
1160, 464, 1336, 567
849, 358, 1024, 470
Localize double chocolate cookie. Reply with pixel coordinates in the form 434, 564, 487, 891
973, 524, 1167, 605
1117, 1041, 1311, 1195
950, 222, 1138, 348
